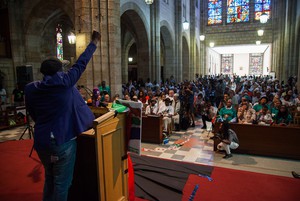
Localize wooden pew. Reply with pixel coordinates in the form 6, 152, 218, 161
142, 115, 163, 144
213, 123, 300, 160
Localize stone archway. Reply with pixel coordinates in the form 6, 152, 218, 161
182, 36, 189, 80
160, 22, 175, 83
24, 0, 75, 80
121, 7, 149, 84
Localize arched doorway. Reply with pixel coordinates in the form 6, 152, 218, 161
121, 8, 149, 84
160, 24, 174, 83
25, 1, 74, 62
128, 43, 137, 81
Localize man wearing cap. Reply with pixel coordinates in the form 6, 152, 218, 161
145, 98, 158, 115
25, 31, 101, 201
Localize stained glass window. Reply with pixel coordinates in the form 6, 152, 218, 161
221, 54, 233, 74
254, 0, 271, 21
56, 24, 63, 60
208, 0, 222, 25
227, 0, 249, 23
249, 54, 263, 75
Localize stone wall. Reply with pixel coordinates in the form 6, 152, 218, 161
1, 0, 298, 99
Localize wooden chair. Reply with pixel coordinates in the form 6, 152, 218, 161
289, 106, 300, 126
294, 111, 300, 126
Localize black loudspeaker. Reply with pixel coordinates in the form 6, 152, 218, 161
16, 66, 33, 90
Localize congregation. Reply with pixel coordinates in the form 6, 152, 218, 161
80, 74, 300, 133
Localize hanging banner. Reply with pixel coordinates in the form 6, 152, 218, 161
116, 99, 142, 155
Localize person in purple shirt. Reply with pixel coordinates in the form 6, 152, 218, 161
25, 31, 100, 201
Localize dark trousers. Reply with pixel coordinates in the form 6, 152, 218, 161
202, 115, 212, 128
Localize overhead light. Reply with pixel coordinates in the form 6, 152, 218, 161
209, 42, 215, 47
183, 20, 189, 30
145, 0, 154, 4
260, 13, 269, 24
256, 41, 261, 45
257, 29, 264, 36
68, 32, 76, 44
128, 57, 133, 62
199, 35, 205, 41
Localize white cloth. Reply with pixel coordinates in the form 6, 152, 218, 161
217, 141, 239, 154
145, 105, 158, 115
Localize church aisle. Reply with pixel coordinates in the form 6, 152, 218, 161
1, 119, 299, 178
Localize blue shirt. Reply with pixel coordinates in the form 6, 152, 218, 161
25, 42, 97, 150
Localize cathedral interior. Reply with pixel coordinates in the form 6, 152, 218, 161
0, 0, 299, 97
0, 1, 300, 200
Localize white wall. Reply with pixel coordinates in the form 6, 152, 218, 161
206, 48, 221, 75
234, 53, 249, 76
206, 45, 272, 76
263, 44, 271, 75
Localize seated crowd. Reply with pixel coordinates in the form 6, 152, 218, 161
79, 74, 300, 133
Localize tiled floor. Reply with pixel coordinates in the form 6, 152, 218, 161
1, 119, 300, 178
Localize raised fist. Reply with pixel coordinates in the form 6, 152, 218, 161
92, 31, 101, 44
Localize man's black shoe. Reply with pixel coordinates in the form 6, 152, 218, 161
292, 171, 300, 179
223, 154, 233, 159
201, 126, 207, 129
191, 123, 195, 127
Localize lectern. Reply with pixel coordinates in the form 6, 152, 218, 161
69, 111, 128, 201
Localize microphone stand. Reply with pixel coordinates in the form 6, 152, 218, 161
78, 85, 93, 100
81, 85, 93, 95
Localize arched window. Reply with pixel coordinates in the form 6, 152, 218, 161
56, 24, 63, 60
254, 0, 271, 21
208, 0, 222, 25
227, 0, 249, 23
249, 53, 263, 75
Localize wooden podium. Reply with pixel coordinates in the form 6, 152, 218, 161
69, 111, 128, 201
142, 115, 163, 144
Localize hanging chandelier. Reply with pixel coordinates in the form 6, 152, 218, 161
145, 0, 154, 4
183, 20, 189, 30
68, 32, 76, 44
260, 13, 268, 24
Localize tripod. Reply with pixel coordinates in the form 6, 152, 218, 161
18, 112, 35, 157
19, 114, 34, 140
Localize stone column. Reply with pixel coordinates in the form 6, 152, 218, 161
286, 0, 299, 81
6, 0, 24, 94
75, 0, 121, 96
271, 0, 285, 80
272, 0, 299, 83
297, 0, 300, 91
189, 0, 196, 80
150, 1, 160, 83
175, 0, 183, 82
199, 0, 206, 76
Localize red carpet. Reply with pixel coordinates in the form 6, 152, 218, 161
1, 140, 300, 201
0, 140, 43, 201
182, 167, 300, 201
